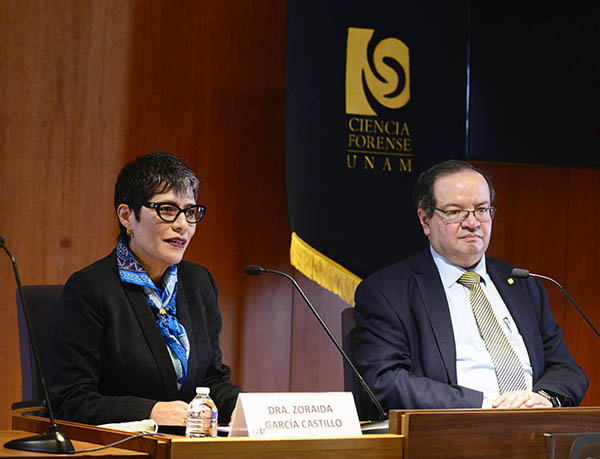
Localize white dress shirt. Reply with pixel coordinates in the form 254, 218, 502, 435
430, 246, 533, 399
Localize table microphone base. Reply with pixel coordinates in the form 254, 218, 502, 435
361, 419, 389, 434
4, 427, 75, 454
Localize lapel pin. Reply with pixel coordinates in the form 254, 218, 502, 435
507, 278, 514, 285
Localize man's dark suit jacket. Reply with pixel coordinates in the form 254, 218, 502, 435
50, 251, 241, 426
352, 248, 588, 410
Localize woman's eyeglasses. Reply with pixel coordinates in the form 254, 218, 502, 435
142, 202, 206, 224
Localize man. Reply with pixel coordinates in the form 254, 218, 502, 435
352, 160, 587, 410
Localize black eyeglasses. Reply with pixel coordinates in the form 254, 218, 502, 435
142, 202, 207, 224
428, 207, 496, 224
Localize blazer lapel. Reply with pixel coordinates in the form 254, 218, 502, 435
487, 261, 540, 378
414, 251, 458, 384
174, 279, 198, 402
122, 282, 180, 399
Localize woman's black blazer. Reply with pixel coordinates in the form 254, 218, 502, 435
50, 251, 241, 425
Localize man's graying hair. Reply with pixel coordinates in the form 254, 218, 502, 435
413, 160, 496, 219
114, 152, 199, 239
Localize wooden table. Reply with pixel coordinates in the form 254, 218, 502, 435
11, 416, 404, 459
389, 407, 600, 458
1, 430, 149, 458
12, 408, 600, 458
169, 434, 402, 459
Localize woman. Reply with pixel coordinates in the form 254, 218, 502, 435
50, 152, 241, 426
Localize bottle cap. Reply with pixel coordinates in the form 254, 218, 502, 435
196, 387, 210, 395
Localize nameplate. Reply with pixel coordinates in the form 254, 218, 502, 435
229, 392, 361, 437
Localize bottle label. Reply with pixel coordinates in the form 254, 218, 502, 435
186, 395, 218, 438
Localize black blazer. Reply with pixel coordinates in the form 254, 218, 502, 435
50, 251, 241, 425
353, 249, 588, 410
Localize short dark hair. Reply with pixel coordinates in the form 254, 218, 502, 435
413, 160, 495, 218
114, 152, 199, 239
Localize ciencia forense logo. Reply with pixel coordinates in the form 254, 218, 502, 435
345, 27, 412, 173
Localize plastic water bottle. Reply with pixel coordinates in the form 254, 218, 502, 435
186, 387, 218, 438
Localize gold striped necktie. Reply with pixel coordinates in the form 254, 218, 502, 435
457, 272, 527, 394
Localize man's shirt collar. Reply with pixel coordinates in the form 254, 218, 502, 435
429, 245, 488, 289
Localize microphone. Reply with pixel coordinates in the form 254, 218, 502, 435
245, 265, 389, 433
0, 236, 74, 453
511, 267, 600, 339
244, 265, 263, 276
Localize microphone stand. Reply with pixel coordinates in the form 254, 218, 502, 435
0, 236, 74, 453
514, 268, 600, 340
532, 273, 600, 339
245, 265, 389, 434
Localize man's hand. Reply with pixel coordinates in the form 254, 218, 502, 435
490, 390, 553, 409
150, 400, 189, 425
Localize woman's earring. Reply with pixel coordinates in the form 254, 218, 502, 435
127, 228, 133, 237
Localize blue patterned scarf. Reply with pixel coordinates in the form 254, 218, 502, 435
116, 237, 190, 391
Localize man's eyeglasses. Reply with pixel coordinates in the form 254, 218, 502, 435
428, 207, 496, 224
142, 202, 207, 224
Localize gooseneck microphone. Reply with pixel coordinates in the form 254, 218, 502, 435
511, 267, 600, 339
0, 236, 74, 453
245, 265, 388, 433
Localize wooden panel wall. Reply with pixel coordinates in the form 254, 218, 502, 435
0, 1, 136, 429
0, 0, 290, 429
0, 0, 598, 432
478, 163, 600, 406
122, 0, 292, 393
564, 168, 600, 405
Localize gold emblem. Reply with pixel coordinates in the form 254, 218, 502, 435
346, 27, 411, 115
